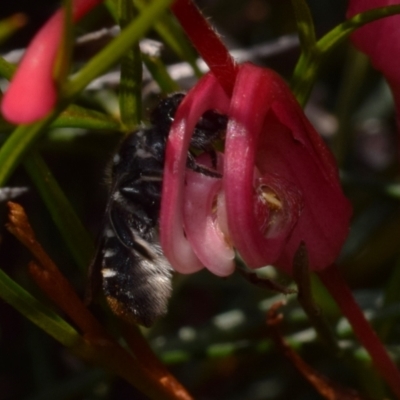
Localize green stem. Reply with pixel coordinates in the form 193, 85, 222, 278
0, 111, 60, 186
64, 0, 175, 99
133, 0, 202, 78
292, 5, 400, 106
142, 53, 180, 93
318, 5, 400, 54
117, 0, 142, 129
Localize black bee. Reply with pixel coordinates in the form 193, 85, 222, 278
89, 94, 227, 327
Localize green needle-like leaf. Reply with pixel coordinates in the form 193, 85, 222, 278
290, 0, 319, 105
55, 0, 74, 85
133, 0, 202, 77
24, 152, 95, 271
0, 13, 27, 45
0, 105, 120, 133
0, 268, 80, 347
51, 104, 121, 130
291, 0, 317, 55
65, 0, 175, 99
292, 4, 400, 106
117, 0, 142, 129
0, 55, 16, 79
142, 53, 180, 93
318, 5, 400, 54
0, 111, 59, 186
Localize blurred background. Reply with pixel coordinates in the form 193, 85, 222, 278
1, 1, 399, 399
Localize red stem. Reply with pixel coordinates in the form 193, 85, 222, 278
318, 265, 400, 399
171, 0, 238, 96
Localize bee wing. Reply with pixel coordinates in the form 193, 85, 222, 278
86, 166, 149, 306
85, 186, 122, 306
87, 187, 172, 326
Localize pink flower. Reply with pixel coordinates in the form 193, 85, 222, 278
160, 63, 352, 277
1, 0, 102, 124
164, 2, 400, 394
347, 1, 400, 113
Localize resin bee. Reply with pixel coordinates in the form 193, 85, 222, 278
89, 94, 227, 327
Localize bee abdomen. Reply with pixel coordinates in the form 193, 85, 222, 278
100, 233, 172, 327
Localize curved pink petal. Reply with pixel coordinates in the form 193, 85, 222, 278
223, 65, 293, 269
1, 0, 102, 124
224, 63, 351, 274
160, 72, 230, 274
183, 153, 235, 277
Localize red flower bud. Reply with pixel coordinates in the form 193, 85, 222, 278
1, 0, 102, 124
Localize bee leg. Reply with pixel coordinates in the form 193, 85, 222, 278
186, 152, 222, 178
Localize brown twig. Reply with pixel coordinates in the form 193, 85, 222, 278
267, 301, 370, 400
6, 202, 193, 400
6, 201, 105, 338
121, 321, 193, 400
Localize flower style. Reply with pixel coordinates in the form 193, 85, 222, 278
1, 0, 102, 124
347, 1, 400, 116
160, 62, 352, 277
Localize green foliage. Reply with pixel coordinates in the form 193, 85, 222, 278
0, 269, 80, 347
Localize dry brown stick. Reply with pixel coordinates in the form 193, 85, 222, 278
121, 322, 194, 400
7, 202, 106, 338
6, 201, 194, 400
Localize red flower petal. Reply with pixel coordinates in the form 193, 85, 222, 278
160, 72, 230, 274
224, 63, 351, 273
183, 153, 235, 277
